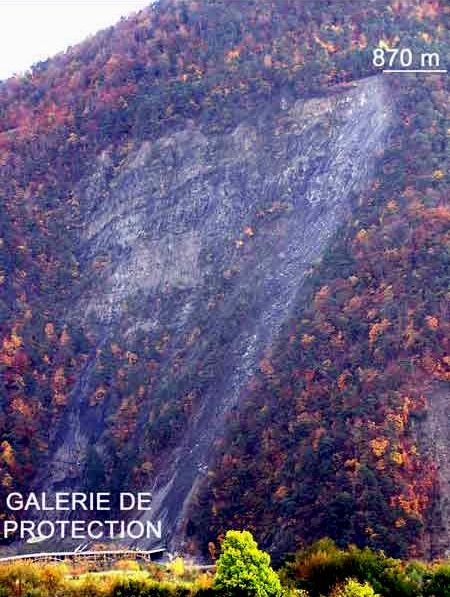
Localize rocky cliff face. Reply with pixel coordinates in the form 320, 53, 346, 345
421, 383, 450, 558
35, 75, 394, 550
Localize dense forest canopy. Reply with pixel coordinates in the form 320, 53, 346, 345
0, 0, 448, 560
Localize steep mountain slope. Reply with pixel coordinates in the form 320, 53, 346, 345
41, 75, 393, 545
0, 0, 448, 559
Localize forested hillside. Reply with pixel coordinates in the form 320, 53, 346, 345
0, 0, 448, 559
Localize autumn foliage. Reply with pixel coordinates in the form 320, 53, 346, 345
0, 0, 448, 558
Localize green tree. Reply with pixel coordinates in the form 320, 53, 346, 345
213, 530, 282, 596
332, 578, 379, 597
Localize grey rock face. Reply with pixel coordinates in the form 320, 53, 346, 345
36, 75, 394, 550
419, 383, 450, 558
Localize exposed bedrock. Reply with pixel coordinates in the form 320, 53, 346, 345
33, 75, 394, 551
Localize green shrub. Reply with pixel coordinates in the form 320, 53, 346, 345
423, 563, 450, 597
331, 578, 379, 597
170, 558, 185, 578
0, 562, 67, 597
111, 577, 190, 597
67, 574, 110, 597
280, 539, 420, 597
